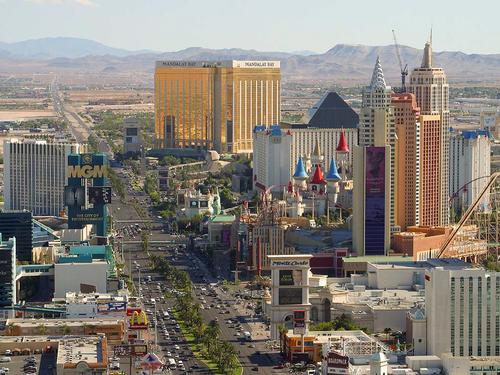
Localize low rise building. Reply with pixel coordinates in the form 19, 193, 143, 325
6, 318, 124, 344
61, 291, 128, 319
0, 334, 108, 374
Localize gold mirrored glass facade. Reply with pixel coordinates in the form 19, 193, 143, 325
155, 60, 280, 153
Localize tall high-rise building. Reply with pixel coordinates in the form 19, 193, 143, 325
425, 267, 500, 357
410, 38, 450, 226
353, 58, 395, 255
449, 130, 491, 217
0, 211, 32, 261
419, 114, 442, 226
3, 139, 80, 216
392, 93, 421, 231
0, 235, 16, 308
154, 60, 281, 153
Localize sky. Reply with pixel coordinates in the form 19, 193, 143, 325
1, 0, 499, 54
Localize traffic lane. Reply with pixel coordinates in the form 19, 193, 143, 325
127, 263, 209, 373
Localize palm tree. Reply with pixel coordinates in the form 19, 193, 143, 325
6, 323, 17, 336
61, 324, 71, 336
37, 324, 47, 335
277, 324, 287, 353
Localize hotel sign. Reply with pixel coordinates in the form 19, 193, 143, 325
233, 61, 280, 68
326, 351, 349, 372
271, 260, 309, 268
68, 165, 108, 178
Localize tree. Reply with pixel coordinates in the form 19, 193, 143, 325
277, 324, 288, 353
37, 324, 47, 335
61, 324, 71, 335
141, 232, 149, 253
6, 323, 17, 336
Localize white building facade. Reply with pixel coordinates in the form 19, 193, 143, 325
253, 125, 357, 191
449, 130, 491, 214
3, 139, 80, 216
426, 267, 500, 357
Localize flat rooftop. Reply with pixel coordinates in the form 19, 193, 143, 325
7, 318, 122, 328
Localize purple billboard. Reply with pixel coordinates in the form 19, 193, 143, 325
365, 147, 386, 255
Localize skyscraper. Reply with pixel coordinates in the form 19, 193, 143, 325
410, 38, 450, 226
3, 139, 80, 216
353, 58, 395, 255
449, 130, 491, 217
392, 93, 421, 231
0, 211, 32, 261
154, 60, 281, 153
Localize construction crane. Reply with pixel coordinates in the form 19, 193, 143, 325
392, 29, 408, 92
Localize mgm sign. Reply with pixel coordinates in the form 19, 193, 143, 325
65, 153, 111, 237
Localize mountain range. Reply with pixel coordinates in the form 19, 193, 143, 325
1, 37, 500, 83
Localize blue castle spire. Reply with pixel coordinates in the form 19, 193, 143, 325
293, 156, 308, 180
326, 159, 341, 182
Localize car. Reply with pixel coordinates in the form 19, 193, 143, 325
110, 362, 120, 370
273, 364, 285, 369
252, 367, 259, 371
174, 345, 180, 350
0, 368, 9, 373
0, 358, 10, 363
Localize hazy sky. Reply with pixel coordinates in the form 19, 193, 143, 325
1, 0, 499, 54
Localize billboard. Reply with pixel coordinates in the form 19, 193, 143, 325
364, 147, 386, 255
64, 186, 85, 207
279, 270, 303, 286
97, 302, 127, 313
326, 351, 349, 373
278, 288, 302, 305
88, 186, 112, 205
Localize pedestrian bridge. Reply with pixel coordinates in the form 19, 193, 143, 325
15, 264, 54, 281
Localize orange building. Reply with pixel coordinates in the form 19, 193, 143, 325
392, 93, 420, 231
392, 226, 451, 260
419, 115, 441, 226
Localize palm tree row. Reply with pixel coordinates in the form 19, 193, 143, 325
175, 294, 239, 374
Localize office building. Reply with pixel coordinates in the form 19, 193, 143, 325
0, 235, 16, 308
480, 109, 500, 139
425, 267, 500, 357
392, 93, 420, 231
3, 139, 80, 216
352, 58, 395, 255
155, 60, 281, 153
123, 117, 142, 154
410, 38, 450, 226
449, 130, 491, 216
0, 210, 32, 261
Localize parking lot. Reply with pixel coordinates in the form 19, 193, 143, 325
0, 352, 57, 375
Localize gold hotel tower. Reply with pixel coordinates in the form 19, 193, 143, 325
154, 60, 281, 153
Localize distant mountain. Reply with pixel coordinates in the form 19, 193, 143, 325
0, 37, 155, 59
1, 38, 500, 84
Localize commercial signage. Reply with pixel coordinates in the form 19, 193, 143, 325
293, 310, 306, 335
88, 186, 112, 205
271, 260, 309, 268
113, 344, 148, 357
279, 270, 303, 286
67, 165, 108, 178
64, 186, 85, 207
71, 210, 104, 223
364, 147, 386, 255
278, 288, 302, 305
326, 351, 349, 373
233, 61, 280, 68
129, 310, 149, 330
97, 302, 127, 313
127, 307, 142, 316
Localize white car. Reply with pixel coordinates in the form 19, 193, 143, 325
0, 358, 10, 363
110, 362, 120, 370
